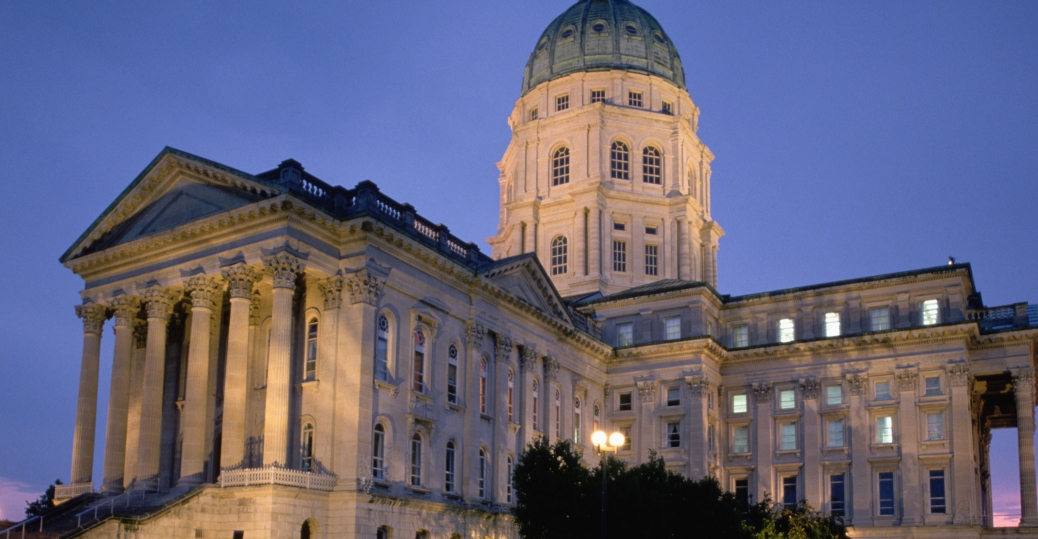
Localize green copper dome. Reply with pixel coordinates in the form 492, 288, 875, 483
521, 0, 686, 96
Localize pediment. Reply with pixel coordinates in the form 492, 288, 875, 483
482, 255, 573, 326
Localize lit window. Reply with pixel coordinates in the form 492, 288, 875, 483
645, 225, 658, 235
445, 441, 456, 492
825, 312, 840, 338
532, 379, 539, 431
376, 315, 390, 382
780, 423, 797, 450
927, 412, 944, 441
410, 433, 422, 486
573, 398, 582, 443
593, 404, 600, 432
372, 424, 385, 479
929, 470, 946, 514
732, 394, 748, 414
507, 369, 514, 422
478, 449, 487, 499
447, 344, 458, 404
782, 476, 797, 509
871, 307, 890, 331
412, 330, 426, 392
556, 94, 569, 112
550, 236, 568, 275
590, 89, 606, 103
734, 478, 749, 508
922, 299, 940, 326
664, 316, 680, 340
924, 376, 942, 397
733, 325, 749, 348
613, 222, 627, 231
875, 381, 892, 401
662, 101, 673, 115
628, 91, 643, 107
554, 389, 561, 439
830, 474, 846, 517
708, 424, 715, 450
778, 318, 795, 343
621, 426, 632, 451
479, 357, 488, 415
828, 419, 844, 447
876, 416, 893, 444
304, 319, 318, 381
878, 472, 895, 516
666, 387, 680, 406
667, 422, 681, 448
610, 141, 630, 179
826, 385, 843, 406
616, 322, 633, 347
779, 389, 796, 410
613, 240, 627, 272
301, 422, 314, 471
551, 147, 570, 186
529, 108, 538, 121
733, 426, 749, 453
619, 392, 633, 411
645, 245, 659, 276
642, 147, 661, 184
506, 456, 515, 503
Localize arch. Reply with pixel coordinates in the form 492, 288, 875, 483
642, 146, 662, 185
372, 422, 387, 479
304, 316, 319, 381
300, 420, 315, 471
550, 235, 568, 276
610, 140, 630, 180
300, 519, 318, 539
551, 146, 570, 186
445, 440, 457, 492
376, 526, 391, 539
410, 432, 423, 486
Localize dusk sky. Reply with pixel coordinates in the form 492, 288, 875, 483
1, 0, 1036, 525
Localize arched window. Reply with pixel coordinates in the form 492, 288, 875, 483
593, 404, 600, 433
478, 448, 487, 499
532, 379, 539, 431
506, 456, 515, 503
550, 236, 568, 276
552, 147, 570, 186
479, 357, 488, 414
610, 141, 630, 180
376, 315, 390, 382
304, 319, 318, 380
301, 422, 314, 471
447, 344, 459, 404
445, 441, 456, 492
413, 330, 425, 392
507, 369, 515, 423
555, 388, 561, 439
300, 520, 314, 539
642, 147, 661, 184
688, 165, 697, 198
372, 424, 385, 479
573, 398, 581, 444
376, 527, 390, 539
410, 433, 422, 486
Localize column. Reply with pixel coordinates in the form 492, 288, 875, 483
178, 275, 223, 486
753, 383, 773, 502
801, 379, 821, 507
897, 369, 922, 524
314, 275, 343, 469
102, 295, 139, 493
219, 264, 261, 472
847, 374, 870, 526
948, 365, 976, 525
520, 345, 539, 442
677, 218, 689, 280
262, 252, 305, 467
70, 303, 107, 488
685, 375, 710, 478
135, 287, 176, 488
494, 335, 513, 501
1014, 368, 1038, 527
122, 321, 147, 488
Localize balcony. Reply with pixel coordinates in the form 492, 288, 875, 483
218, 465, 337, 492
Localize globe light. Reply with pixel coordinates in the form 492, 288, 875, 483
609, 432, 625, 448
592, 430, 607, 447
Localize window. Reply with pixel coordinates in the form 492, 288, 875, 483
447, 344, 458, 404
532, 379, 539, 431
666, 387, 680, 407
924, 376, 942, 396
610, 141, 630, 179
377, 527, 389, 539
619, 392, 633, 411
825, 312, 840, 338
732, 394, 748, 414
506, 457, 515, 503
780, 423, 797, 450
642, 147, 661, 184
556, 94, 569, 112
782, 476, 798, 509
479, 357, 488, 415
529, 108, 538, 121
372, 424, 385, 479
733, 426, 749, 453
645, 225, 658, 235
876, 416, 893, 444
305, 319, 318, 380
871, 307, 890, 331
613, 240, 627, 272
926, 412, 944, 441
826, 385, 843, 406
621, 426, 632, 451
413, 330, 426, 392
551, 148, 570, 186
376, 315, 390, 382
828, 419, 844, 447
478, 449, 487, 499
616, 322, 633, 347
929, 470, 946, 514
708, 424, 715, 450
410, 434, 422, 486
878, 472, 895, 516
628, 91, 643, 107
921, 299, 940, 325
662, 101, 673, 115
301, 422, 314, 471
507, 369, 514, 422
445, 441, 456, 492
779, 389, 796, 410
645, 245, 659, 276
664, 316, 680, 340
830, 474, 846, 517
734, 479, 749, 509
733, 325, 749, 348
778, 318, 795, 343
593, 405, 600, 432
554, 389, 561, 439
667, 422, 681, 448
613, 221, 627, 231
875, 381, 892, 401
573, 398, 582, 443
550, 236, 568, 275
590, 89, 605, 103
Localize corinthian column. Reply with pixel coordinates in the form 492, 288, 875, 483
220, 264, 261, 473
101, 296, 139, 492
262, 252, 305, 467
178, 275, 223, 486
1014, 368, 1038, 527
135, 287, 177, 488
70, 303, 107, 488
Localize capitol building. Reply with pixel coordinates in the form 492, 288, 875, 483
42, 1, 1038, 538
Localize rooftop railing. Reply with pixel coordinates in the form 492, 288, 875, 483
967, 302, 1030, 330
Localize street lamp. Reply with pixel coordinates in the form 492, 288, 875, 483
592, 430, 625, 539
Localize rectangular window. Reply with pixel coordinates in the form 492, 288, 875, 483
830, 474, 846, 517
413, 350, 425, 392
616, 322, 634, 347
621, 426, 632, 451
782, 476, 798, 509
662, 101, 673, 115
875, 381, 892, 401
645, 245, 659, 276
590, 89, 606, 103
666, 387, 680, 407
828, 419, 844, 447
780, 423, 797, 450
733, 426, 749, 453
779, 389, 796, 410
304, 321, 318, 381
619, 392, 633, 411
447, 348, 458, 404
664, 316, 680, 340
922, 299, 940, 326
375, 328, 389, 382
613, 240, 627, 272
929, 470, 946, 514
645, 225, 658, 235
924, 376, 942, 396
878, 472, 895, 516
732, 394, 748, 414
733, 325, 749, 348
556, 94, 569, 111
734, 478, 749, 509
613, 221, 627, 231
877, 416, 893, 444
708, 424, 715, 450
825, 312, 841, 337
667, 422, 681, 448
871, 306, 891, 331
530, 108, 538, 120
826, 385, 843, 406
628, 91, 643, 107
927, 412, 944, 441
778, 318, 795, 343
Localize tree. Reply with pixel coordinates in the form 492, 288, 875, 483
25, 479, 62, 518
512, 437, 597, 539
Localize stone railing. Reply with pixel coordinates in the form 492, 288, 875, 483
218, 465, 337, 492
967, 302, 1029, 330
54, 482, 94, 500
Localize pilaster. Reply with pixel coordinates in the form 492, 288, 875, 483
801, 378, 821, 507
753, 382, 773, 502
896, 367, 922, 524
948, 364, 976, 525
847, 373, 870, 526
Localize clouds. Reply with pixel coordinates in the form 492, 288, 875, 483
0, 477, 41, 523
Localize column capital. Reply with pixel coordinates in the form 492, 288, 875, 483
75, 303, 108, 335
636, 380, 657, 402
1014, 368, 1036, 403
221, 264, 262, 299
140, 287, 178, 321
846, 373, 868, 396
317, 275, 344, 310
249, 291, 261, 326
520, 344, 538, 373
345, 268, 386, 305
494, 334, 512, 363
948, 364, 972, 387
685, 375, 709, 397
543, 355, 559, 382
752, 382, 772, 404
109, 296, 140, 327
896, 368, 919, 392
262, 252, 305, 290
799, 378, 820, 400
465, 321, 486, 349
184, 275, 223, 310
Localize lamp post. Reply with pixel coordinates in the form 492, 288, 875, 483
591, 430, 625, 539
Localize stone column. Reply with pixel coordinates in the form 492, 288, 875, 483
1013, 368, 1038, 527
494, 334, 513, 501
135, 287, 176, 488
801, 379, 821, 507
677, 218, 689, 280
70, 303, 107, 488
262, 252, 305, 467
102, 296, 139, 493
520, 345, 538, 441
314, 275, 343, 469
219, 264, 261, 472
178, 275, 223, 486
846, 374, 870, 526
897, 369, 922, 524
948, 365, 976, 525
686, 375, 710, 478
122, 321, 147, 488
636, 380, 657, 461
753, 383, 773, 502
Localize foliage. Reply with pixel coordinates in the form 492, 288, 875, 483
25, 479, 62, 518
745, 499, 848, 539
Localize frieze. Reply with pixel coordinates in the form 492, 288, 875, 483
317, 275, 344, 310
345, 268, 386, 306
263, 252, 306, 290
752, 382, 772, 404
75, 303, 108, 335
222, 264, 262, 300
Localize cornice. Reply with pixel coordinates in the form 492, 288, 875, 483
610, 337, 727, 367
723, 271, 972, 309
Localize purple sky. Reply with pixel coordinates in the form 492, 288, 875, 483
1, 0, 1036, 524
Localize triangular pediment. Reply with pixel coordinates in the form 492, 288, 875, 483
482, 254, 573, 326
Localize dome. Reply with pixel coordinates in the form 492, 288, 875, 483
521, 0, 686, 96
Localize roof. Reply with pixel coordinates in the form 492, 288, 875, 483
577, 278, 713, 306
